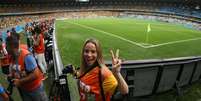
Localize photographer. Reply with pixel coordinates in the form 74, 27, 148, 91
70, 38, 128, 101
6, 32, 48, 101
0, 83, 9, 101
32, 26, 48, 79
25, 25, 34, 53
0, 41, 11, 75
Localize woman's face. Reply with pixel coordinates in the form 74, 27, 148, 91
84, 42, 97, 66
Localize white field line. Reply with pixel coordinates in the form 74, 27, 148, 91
147, 37, 201, 48
63, 20, 201, 49
134, 21, 201, 35
66, 21, 147, 48
56, 18, 69, 20
143, 23, 201, 48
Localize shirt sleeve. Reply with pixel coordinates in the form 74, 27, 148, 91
102, 67, 118, 94
0, 85, 5, 94
24, 54, 37, 72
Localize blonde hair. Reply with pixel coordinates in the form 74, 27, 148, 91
80, 38, 105, 73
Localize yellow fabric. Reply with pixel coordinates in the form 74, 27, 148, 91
102, 67, 118, 95
103, 74, 118, 95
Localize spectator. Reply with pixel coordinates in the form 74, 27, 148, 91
0, 38, 10, 75
25, 25, 34, 52
6, 30, 10, 37
32, 26, 48, 79
73, 38, 128, 101
6, 32, 48, 101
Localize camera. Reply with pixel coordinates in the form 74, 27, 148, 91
62, 64, 74, 74
1, 65, 10, 75
6, 76, 14, 95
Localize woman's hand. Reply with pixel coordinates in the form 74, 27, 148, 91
110, 49, 122, 73
110, 49, 129, 94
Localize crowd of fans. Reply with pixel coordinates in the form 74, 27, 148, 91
0, 11, 117, 30
120, 12, 201, 31
159, 6, 201, 18
0, 15, 54, 30
0, 4, 200, 31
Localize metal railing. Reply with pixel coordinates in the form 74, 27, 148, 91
49, 23, 71, 101
108, 56, 201, 98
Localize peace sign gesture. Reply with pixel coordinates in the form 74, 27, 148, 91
110, 49, 122, 73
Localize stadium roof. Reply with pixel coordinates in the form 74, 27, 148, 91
0, 0, 200, 7
0, 0, 200, 3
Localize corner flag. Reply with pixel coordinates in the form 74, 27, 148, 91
147, 24, 151, 33
145, 24, 151, 44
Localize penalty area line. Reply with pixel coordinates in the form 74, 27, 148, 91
147, 37, 201, 48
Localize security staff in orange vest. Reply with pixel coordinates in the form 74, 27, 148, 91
6, 32, 48, 101
0, 40, 11, 75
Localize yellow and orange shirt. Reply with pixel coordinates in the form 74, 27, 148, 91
79, 66, 117, 101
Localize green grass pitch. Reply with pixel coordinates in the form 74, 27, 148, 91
56, 17, 201, 101
56, 17, 201, 67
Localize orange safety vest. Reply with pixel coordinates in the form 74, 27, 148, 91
20, 44, 28, 50
0, 44, 10, 67
6, 44, 28, 67
79, 66, 117, 101
33, 34, 45, 54
0, 55, 11, 67
17, 48, 43, 91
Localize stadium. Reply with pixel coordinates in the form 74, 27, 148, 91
0, 0, 201, 101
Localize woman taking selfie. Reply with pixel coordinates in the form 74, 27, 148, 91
73, 38, 128, 101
